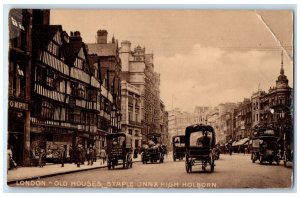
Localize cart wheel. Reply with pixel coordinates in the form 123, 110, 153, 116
185, 161, 190, 173
259, 156, 263, 165
251, 153, 255, 163
210, 157, 215, 172
160, 156, 164, 163
269, 160, 273, 165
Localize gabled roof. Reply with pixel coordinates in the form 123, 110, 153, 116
87, 43, 118, 57
88, 54, 99, 71
64, 42, 82, 65
32, 25, 63, 50
64, 41, 91, 74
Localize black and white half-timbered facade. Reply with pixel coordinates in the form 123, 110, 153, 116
31, 25, 73, 163
8, 18, 124, 165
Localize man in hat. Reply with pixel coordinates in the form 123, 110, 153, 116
59, 145, 66, 167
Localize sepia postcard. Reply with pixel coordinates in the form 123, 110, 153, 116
6, 8, 294, 190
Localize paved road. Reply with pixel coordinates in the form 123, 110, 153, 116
12, 154, 293, 189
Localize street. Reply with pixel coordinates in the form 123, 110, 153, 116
11, 154, 293, 189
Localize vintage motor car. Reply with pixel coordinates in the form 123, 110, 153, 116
106, 132, 133, 170
141, 133, 166, 164
172, 135, 186, 161
185, 124, 216, 173
250, 126, 280, 165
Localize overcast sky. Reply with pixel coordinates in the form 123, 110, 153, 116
51, 10, 293, 113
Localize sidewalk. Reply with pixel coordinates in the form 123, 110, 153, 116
7, 155, 141, 184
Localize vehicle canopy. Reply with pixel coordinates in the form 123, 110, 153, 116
147, 132, 162, 144
251, 124, 280, 149
172, 135, 185, 147
185, 124, 216, 148
106, 132, 132, 149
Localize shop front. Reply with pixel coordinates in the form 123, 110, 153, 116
8, 99, 30, 167
30, 124, 74, 165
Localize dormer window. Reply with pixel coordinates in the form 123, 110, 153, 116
47, 41, 60, 57
75, 58, 83, 70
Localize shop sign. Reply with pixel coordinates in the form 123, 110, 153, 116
77, 132, 89, 138
9, 100, 28, 110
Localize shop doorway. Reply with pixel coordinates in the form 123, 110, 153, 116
8, 111, 25, 166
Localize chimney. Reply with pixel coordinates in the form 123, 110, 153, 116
97, 30, 108, 44
69, 31, 82, 43
120, 40, 131, 52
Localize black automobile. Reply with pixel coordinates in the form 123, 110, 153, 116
250, 127, 280, 165
172, 135, 186, 161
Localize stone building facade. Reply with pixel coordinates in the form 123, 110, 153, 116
120, 81, 142, 149
119, 41, 161, 140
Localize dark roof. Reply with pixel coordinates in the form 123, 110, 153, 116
64, 42, 82, 66
87, 43, 118, 57
88, 54, 98, 71
106, 132, 132, 139
185, 124, 215, 136
172, 135, 185, 139
32, 25, 62, 50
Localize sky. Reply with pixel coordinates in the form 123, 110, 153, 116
51, 10, 293, 113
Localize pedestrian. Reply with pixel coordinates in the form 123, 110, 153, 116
93, 146, 97, 162
59, 145, 66, 167
7, 145, 17, 170
133, 148, 138, 159
38, 148, 45, 168
86, 147, 91, 165
69, 145, 74, 164
99, 148, 106, 165
75, 144, 82, 167
88, 146, 94, 165
81, 147, 86, 165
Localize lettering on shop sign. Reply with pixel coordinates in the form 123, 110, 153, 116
111, 148, 123, 155
9, 100, 28, 110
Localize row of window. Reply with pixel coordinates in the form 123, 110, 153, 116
253, 97, 288, 110
47, 41, 61, 58
32, 99, 110, 126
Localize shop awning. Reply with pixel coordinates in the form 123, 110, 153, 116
232, 141, 238, 146
233, 138, 249, 146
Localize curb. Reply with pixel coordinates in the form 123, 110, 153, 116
7, 160, 141, 185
